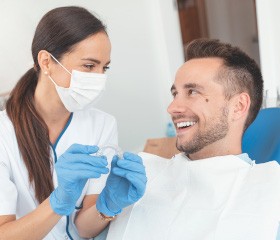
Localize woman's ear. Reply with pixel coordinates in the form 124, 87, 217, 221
37, 50, 52, 74
231, 92, 251, 121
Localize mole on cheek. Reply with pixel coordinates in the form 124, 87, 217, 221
205, 98, 209, 102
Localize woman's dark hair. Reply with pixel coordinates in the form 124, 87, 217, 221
6, 6, 106, 203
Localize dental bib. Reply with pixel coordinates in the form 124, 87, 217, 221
107, 153, 280, 240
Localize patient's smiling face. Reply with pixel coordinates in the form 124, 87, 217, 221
167, 57, 231, 159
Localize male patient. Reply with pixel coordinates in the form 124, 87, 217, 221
106, 39, 280, 240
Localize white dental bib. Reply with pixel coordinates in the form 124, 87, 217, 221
108, 153, 280, 240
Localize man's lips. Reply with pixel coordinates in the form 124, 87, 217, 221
174, 120, 198, 135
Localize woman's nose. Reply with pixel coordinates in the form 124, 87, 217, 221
96, 67, 105, 74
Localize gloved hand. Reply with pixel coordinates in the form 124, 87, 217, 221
96, 152, 147, 216
50, 144, 109, 216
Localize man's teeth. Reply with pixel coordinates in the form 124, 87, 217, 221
177, 121, 197, 128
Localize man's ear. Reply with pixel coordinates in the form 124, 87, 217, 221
37, 50, 52, 74
230, 92, 251, 121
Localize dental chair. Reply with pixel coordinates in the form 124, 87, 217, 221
242, 107, 280, 164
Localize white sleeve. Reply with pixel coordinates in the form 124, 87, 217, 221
86, 117, 118, 195
0, 141, 18, 215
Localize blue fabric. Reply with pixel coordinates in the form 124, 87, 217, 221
242, 108, 280, 164
238, 153, 253, 165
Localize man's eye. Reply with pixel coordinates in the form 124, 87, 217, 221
188, 89, 197, 95
171, 91, 177, 98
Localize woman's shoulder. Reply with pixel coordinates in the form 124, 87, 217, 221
0, 110, 16, 148
0, 110, 14, 132
0, 109, 9, 119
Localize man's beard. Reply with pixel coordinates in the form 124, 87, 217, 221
176, 106, 229, 155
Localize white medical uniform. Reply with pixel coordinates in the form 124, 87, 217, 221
0, 108, 118, 240
107, 152, 280, 240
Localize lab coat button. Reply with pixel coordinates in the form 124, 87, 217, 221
64, 235, 68, 239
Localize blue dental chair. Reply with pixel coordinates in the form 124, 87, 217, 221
242, 107, 280, 164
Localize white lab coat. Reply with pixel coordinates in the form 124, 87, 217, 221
107, 152, 280, 240
0, 108, 118, 240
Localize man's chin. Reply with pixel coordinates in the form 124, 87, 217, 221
176, 139, 203, 155
176, 140, 190, 153
176, 137, 191, 150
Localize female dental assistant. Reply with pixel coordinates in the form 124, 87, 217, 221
0, 6, 146, 240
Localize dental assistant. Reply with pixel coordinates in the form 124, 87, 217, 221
0, 6, 146, 240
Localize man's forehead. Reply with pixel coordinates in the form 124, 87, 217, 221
173, 58, 223, 87
178, 57, 223, 73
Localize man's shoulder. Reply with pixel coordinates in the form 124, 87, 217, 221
248, 161, 280, 184
253, 160, 280, 172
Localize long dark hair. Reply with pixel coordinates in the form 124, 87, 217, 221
6, 6, 106, 203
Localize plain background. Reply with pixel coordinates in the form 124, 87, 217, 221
0, 0, 278, 152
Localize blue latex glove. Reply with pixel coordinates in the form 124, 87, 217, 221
96, 152, 147, 216
50, 144, 109, 216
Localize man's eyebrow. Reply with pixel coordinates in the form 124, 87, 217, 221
170, 83, 204, 92
81, 58, 111, 65
183, 83, 204, 90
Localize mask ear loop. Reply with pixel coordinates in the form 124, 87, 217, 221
49, 53, 72, 75
96, 145, 123, 159
47, 53, 72, 88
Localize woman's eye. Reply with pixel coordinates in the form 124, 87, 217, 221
103, 66, 110, 72
83, 64, 94, 70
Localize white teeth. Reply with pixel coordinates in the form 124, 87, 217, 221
176, 121, 197, 128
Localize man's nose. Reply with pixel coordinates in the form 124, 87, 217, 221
167, 98, 186, 115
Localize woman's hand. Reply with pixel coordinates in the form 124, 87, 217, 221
96, 152, 147, 216
50, 144, 109, 216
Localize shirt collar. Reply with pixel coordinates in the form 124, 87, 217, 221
237, 153, 253, 165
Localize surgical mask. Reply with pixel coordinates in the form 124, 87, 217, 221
48, 54, 107, 112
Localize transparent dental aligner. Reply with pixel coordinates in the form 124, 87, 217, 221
96, 144, 123, 159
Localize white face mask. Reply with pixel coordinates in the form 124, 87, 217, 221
48, 54, 107, 112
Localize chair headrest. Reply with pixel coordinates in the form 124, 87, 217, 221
242, 108, 280, 163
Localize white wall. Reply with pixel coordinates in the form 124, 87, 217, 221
195, 0, 280, 108
0, 0, 184, 151
256, 0, 280, 107
204, 0, 259, 65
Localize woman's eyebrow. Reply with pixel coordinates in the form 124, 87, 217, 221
81, 58, 111, 65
